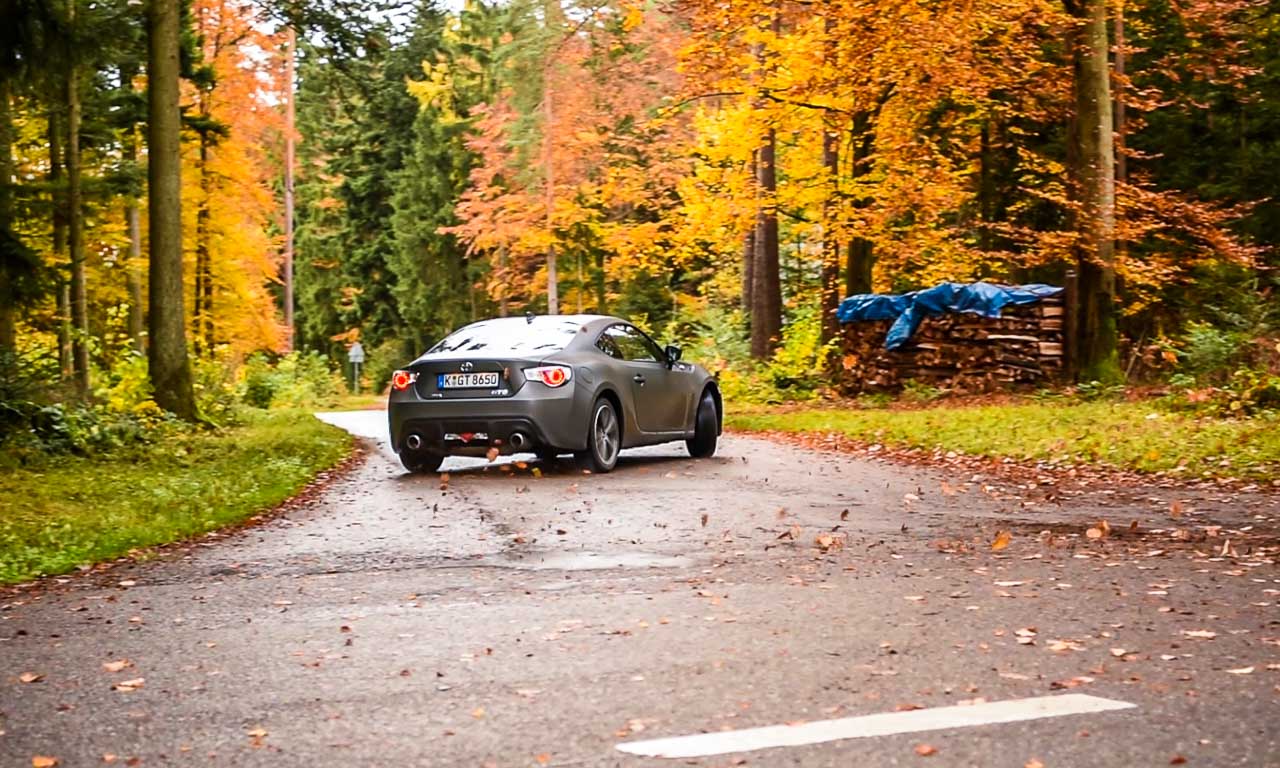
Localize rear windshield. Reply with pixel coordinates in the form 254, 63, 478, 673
425, 317, 582, 356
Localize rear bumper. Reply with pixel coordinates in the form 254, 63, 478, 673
388, 386, 586, 454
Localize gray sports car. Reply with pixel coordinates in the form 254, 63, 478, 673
387, 314, 722, 474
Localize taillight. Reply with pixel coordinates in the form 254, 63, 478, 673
524, 365, 572, 387
391, 370, 417, 391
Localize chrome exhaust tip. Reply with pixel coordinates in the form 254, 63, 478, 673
509, 432, 528, 450
405, 433, 423, 451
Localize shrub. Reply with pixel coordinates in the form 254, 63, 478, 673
237, 351, 343, 409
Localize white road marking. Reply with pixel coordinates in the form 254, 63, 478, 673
616, 693, 1136, 759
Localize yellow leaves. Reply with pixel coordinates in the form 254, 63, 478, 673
32, 757, 59, 768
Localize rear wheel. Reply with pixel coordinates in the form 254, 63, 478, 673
400, 450, 444, 474
686, 392, 718, 458
576, 397, 620, 473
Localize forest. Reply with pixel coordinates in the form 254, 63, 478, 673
1, 0, 1278, 427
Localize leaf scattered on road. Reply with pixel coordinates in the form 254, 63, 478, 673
991, 530, 1012, 551
915, 744, 938, 757
19, 672, 43, 683
113, 678, 145, 692
102, 660, 132, 673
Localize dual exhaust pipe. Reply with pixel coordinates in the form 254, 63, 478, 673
404, 431, 528, 451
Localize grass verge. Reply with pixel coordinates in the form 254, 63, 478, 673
0, 410, 352, 585
727, 400, 1280, 481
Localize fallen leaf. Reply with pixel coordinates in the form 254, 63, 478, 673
816, 533, 845, 553
102, 660, 131, 673
1182, 630, 1217, 639
904, 595, 926, 602
1110, 648, 1128, 658
19, 672, 43, 684
535, 755, 551, 766
991, 530, 1012, 551
1025, 760, 1045, 768
701, 513, 708, 527
32, 758, 58, 768
915, 744, 938, 757
1170, 756, 1187, 765
993, 580, 1026, 587
245, 728, 268, 738
840, 509, 849, 521
113, 678, 145, 692
1170, 500, 1183, 518
1226, 666, 1254, 675
471, 707, 486, 719
486, 447, 499, 462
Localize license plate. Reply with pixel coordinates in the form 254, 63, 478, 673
438, 371, 500, 389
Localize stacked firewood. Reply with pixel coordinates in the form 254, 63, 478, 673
836, 297, 1065, 394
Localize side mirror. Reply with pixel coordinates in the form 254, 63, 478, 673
664, 345, 682, 366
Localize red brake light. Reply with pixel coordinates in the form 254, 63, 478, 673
392, 370, 416, 391
524, 365, 572, 387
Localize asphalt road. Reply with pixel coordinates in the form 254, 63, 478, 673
3, 410, 1278, 767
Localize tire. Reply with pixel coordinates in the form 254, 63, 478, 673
686, 392, 718, 459
400, 450, 444, 474
575, 397, 620, 473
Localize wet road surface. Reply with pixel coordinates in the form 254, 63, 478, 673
3, 410, 1278, 767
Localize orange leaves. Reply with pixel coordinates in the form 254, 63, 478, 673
990, 530, 1012, 551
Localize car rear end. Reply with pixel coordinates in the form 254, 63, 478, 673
387, 317, 590, 458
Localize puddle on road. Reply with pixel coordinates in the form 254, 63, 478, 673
495, 551, 694, 571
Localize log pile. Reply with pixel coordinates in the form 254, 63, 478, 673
836, 296, 1065, 394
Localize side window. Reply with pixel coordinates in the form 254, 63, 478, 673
602, 325, 659, 362
595, 332, 623, 359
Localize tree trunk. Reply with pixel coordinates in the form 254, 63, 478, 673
48, 113, 72, 377
194, 132, 213, 356
749, 12, 782, 360
118, 63, 145, 355
283, 26, 296, 351
543, 77, 558, 315
0, 79, 14, 351
750, 123, 781, 359
147, 0, 197, 420
594, 249, 606, 312
820, 121, 841, 344
742, 152, 756, 314
67, 38, 90, 400
1069, 0, 1120, 383
845, 111, 874, 295
126, 205, 144, 353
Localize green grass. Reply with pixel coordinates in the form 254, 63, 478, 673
331, 392, 388, 410
727, 400, 1280, 480
0, 410, 352, 584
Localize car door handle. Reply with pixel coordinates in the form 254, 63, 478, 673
633, 374, 646, 385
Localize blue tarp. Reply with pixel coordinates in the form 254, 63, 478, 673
836, 281, 1064, 350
